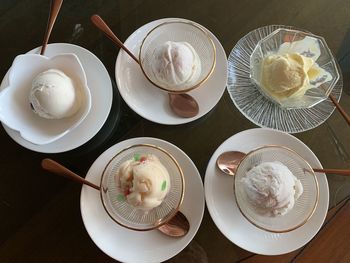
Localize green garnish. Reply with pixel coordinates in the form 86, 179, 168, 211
161, 180, 167, 191
133, 153, 141, 161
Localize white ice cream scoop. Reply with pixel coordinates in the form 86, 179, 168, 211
116, 154, 171, 210
30, 69, 81, 119
150, 41, 201, 90
241, 161, 303, 216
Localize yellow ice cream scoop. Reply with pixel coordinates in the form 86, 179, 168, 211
261, 53, 317, 99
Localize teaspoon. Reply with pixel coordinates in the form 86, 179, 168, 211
40, 0, 64, 55
41, 158, 190, 237
216, 151, 350, 176
90, 14, 199, 118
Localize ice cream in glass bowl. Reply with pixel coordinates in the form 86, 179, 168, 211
100, 144, 185, 231
139, 21, 216, 93
234, 145, 319, 233
0, 53, 91, 145
250, 28, 340, 109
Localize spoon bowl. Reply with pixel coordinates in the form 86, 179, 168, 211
41, 158, 190, 237
90, 14, 199, 118
168, 93, 199, 118
216, 151, 245, 176
156, 208, 190, 237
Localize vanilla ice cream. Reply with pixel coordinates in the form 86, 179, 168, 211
261, 53, 316, 100
259, 34, 334, 103
151, 41, 201, 90
29, 69, 80, 119
115, 154, 170, 210
241, 161, 303, 216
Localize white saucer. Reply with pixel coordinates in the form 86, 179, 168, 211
204, 128, 329, 255
0, 43, 112, 153
81, 137, 205, 263
115, 18, 227, 125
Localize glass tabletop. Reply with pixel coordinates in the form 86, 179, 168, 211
0, 0, 349, 262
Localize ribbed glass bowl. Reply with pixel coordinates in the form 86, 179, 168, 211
100, 144, 185, 231
250, 28, 340, 109
234, 145, 319, 233
227, 25, 343, 133
139, 20, 216, 93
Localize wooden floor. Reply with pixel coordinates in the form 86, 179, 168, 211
242, 196, 350, 263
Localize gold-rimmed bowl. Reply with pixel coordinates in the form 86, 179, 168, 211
100, 144, 185, 231
234, 145, 319, 233
139, 21, 216, 93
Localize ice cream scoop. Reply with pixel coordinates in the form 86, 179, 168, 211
261, 53, 316, 100
151, 41, 201, 90
116, 154, 171, 210
29, 69, 81, 119
241, 161, 303, 216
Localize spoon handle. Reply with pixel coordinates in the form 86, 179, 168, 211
41, 158, 100, 190
90, 14, 140, 64
313, 168, 350, 176
40, 0, 63, 55
329, 94, 350, 126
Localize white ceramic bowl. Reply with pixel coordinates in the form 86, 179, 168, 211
0, 53, 91, 145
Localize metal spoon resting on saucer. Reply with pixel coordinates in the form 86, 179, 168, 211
216, 151, 246, 176
90, 14, 199, 119
216, 151, 350, 176
41, 158, 190, 237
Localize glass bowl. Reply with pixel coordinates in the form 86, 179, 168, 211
139, 20, 216, 93
234, 145, 319, 233
100, 143, 185, 231
250, 28, 340, 109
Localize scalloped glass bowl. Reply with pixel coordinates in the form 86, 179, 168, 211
0, 53, 91, 145
234, 145, 319, 233
100, 144, 185, 231
250, 28, 340, 109
139, 20, 216, 93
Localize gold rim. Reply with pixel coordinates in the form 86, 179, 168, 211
99, 143, 185, 231
139, 20, 216, 94
233, 145, 319, 233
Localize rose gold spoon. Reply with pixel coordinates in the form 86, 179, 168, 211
216, 151, 350, 176
90, 14, 199, 118
40, 0, 64, 55
41, 158, 190, 237
216, 151, 246, 176
329, 94, 350, 126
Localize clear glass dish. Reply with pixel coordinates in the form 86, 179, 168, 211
250, 28, 340, 109
100, 143, 185, 231
227, 25, 343, 133
234, 145, 319, 233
